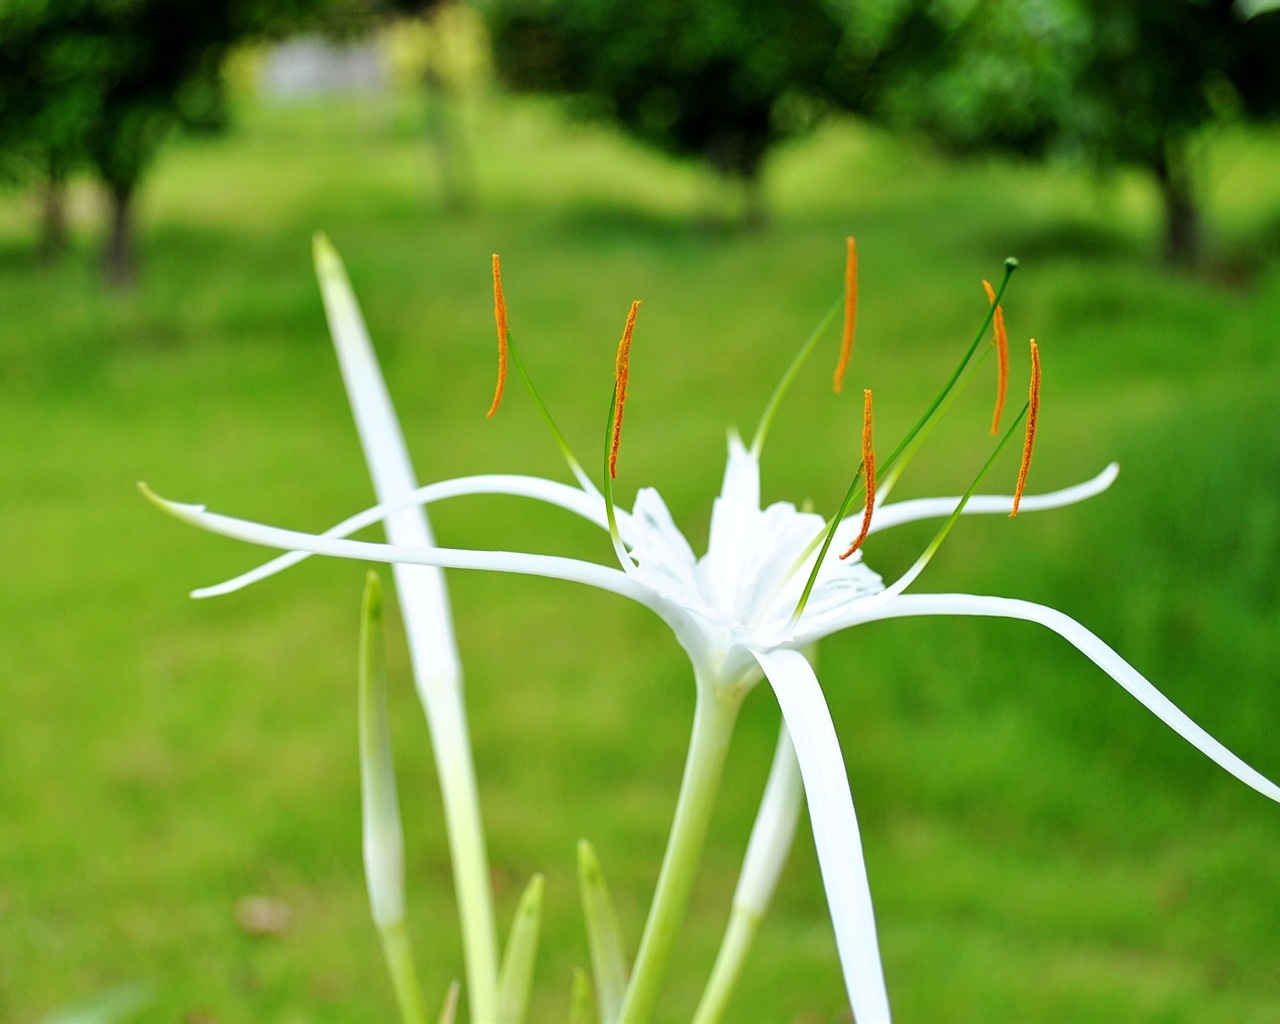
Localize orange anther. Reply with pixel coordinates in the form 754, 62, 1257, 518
983, 279, 1009, 434
840, 389, 876, 559
833, 236, 858, 394
609, 301, 641, 479
1010, 339, 1041, 517
486, 254, 509, 419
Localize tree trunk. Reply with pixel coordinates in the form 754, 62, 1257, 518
38, 167, 69, 264
1154, 135, 1202, 270
103, 181, 137, 288
423, 70, 475, 215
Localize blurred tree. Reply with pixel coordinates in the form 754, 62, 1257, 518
0, 0, 360, 285
835, 0, 1280, 269
384, 0, 489, 213
485, 0, 845, 228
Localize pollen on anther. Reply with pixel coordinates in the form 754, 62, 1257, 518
983, 279, 1009, 434
486, 254, 509, 419
841, 389, 876, 559
609, 300, 641, 479
1010, 339, 1041, 517
833, 236, 858, 394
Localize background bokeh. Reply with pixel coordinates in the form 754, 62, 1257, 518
2, 2, 1279, 1022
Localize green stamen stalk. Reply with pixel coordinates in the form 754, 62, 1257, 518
788, 467, 865, 629
877, 344, 993, 502
750, 296, 843, 458
884, 399, 1031, 599
877, 258, 1017, 480
787, 259, 1017, 625
506, 330, 593, 491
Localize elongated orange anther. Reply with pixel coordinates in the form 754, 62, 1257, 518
833, 236, 858, 394
840, 389, 876, 559
609, 300, 641, 479
983, 279, 1009, 434
1010, 339, 1041, 517
486, 254, 509, 419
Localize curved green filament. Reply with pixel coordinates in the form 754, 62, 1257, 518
506, 330, 593, 491
876, 259, 1016, 487
788, 467, 865, 630
750, 296, 842, 458
787, 259, 1017, 626
882, 398, 1030, 598
878, 344, 993, 503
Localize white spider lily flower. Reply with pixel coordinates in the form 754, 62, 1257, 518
146, 246, 1280, 1023
144, 428, 1280, 1023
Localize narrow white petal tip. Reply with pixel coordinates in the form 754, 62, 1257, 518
138, 483, 205, 518
1099, 462, 1121, 487
312, 231, 339, 271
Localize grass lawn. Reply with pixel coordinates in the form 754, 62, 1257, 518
1, 89, 1279, 1023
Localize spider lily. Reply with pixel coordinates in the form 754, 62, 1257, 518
145, 244, 1280, 1024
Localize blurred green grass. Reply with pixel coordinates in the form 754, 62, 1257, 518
1, 90, 1279, 1023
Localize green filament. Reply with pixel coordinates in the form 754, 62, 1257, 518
505, 330, 591, 489
788, 258, 1018, 626
750, 296, 843, 458
884, 398, 1030, 598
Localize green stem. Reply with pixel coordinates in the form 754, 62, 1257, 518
618, 682, 743, 1023
380, 919, 430, 1024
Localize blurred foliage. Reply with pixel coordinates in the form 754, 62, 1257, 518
0, 0, 361, 282
481, 0, 1280, 264
383, 4, 490, 93
484, 0, 847, 227
832, 0, 1280, 268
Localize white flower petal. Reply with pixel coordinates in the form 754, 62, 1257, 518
863, 463, 1120, 536
753, 647, 892, 1024
193, 474, 613, 598
628, 486, 703, 603
842, 593, 1280, 803
701, 432, 762, 613
144, 486, 657, 607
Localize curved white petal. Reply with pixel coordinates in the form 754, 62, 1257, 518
841, 593, 1280, 804
143, 486, 659, 608
861, 463, 1120, 536
753, 647, 891, 1024
194, 474, 613, 598
627, 486, 703, 603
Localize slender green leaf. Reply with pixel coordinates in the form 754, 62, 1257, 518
496, 874, 545, 1023
568, 968, 594, 1024
577, 839, 629, 1023
360, 572, 428, 1024
437, 981, 460, 1024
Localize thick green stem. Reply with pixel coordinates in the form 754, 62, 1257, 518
618, 681, 742, 1023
